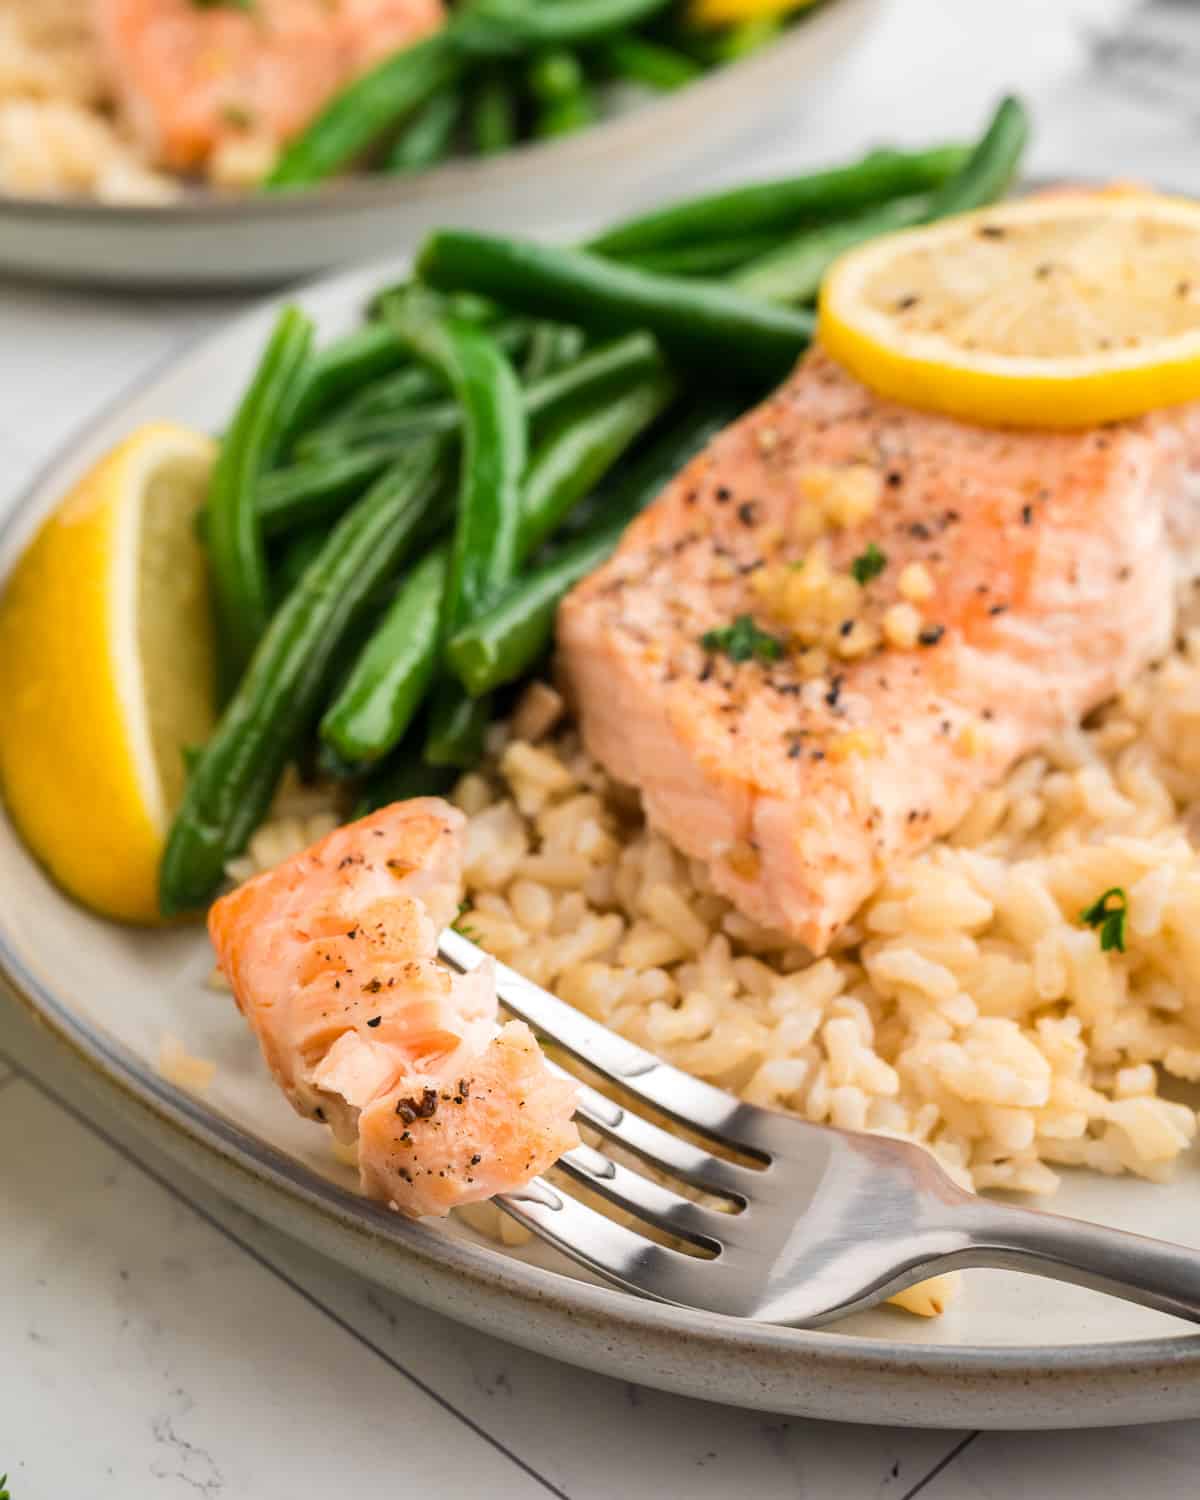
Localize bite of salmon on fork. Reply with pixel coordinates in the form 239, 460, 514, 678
208, 799, 579, 1218
559, 348, 1200, 954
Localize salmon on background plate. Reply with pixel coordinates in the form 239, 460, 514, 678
209, 799, 579, 1218
95, 0, 445, 172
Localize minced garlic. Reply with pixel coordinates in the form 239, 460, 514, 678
883, 602, 923, 649
798, 463, 882, 530
897, 561, 935, 602
726, 840, 761, 879
828, 729, 883, 761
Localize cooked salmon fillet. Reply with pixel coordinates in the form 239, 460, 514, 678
209, 799, 578, 1218
94, 0, 445, 172
559, 349, 1200, 954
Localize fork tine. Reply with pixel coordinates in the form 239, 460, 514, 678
558, 1141, 730, 1249
495, 1175, 715, 1306
439, 928, 779, 1156
556, 1066, 756, 1203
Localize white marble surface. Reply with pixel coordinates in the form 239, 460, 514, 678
6, 0, 1200, 1493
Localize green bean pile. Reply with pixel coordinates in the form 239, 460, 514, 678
160, 97, 1029, 914
265, 0, 823, 188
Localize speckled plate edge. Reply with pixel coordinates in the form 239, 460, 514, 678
0, 0, 880, 289
2, 256, 1200, 1429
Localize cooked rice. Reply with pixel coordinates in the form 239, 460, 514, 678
0, 0, 177, 201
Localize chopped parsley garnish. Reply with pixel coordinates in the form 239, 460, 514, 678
221, 103, 256, 130
850, 542, 888, 585
452, 901, 480, 943
1080, 887, 1128, 953
192, 0, 254, 10
701, 614, 784, 663
1, 1474, 10, 1499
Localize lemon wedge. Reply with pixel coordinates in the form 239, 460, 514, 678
818, 193, 1200, 428
0, 423, 216, 923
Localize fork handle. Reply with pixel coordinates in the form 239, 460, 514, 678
960, 1199, 1200, 1324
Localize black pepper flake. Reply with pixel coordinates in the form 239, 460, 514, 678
313, 1106, 325, 1121
918, 624, 945, 647
839, 618, 854, 637
458, 1078, 470, 1099
736, 500, 758, 526
470, 1154, 482, 1166
715, 485, 732, 504
908, 521, 931, 541
1021, 503, 1034, 525
366, 1015, 382, 1028
346, 928, 358, 940
894, 293, 920, 311
885, 469, 903, 487
825, 674, 845, 709
978, 223, 1006, 239
988, 603, 1009, 616
363, 977, 383, 993
395, 1088, 439, 1123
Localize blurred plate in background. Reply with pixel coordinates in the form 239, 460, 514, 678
0, 0, 880, 291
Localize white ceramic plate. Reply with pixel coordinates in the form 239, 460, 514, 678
3, 258, 1200, 1428
0, 0, 878, 290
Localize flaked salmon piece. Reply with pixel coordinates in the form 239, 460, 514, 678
94, 0, 445, 172
559, 349, 1200, 954
209, 799, 578, 1217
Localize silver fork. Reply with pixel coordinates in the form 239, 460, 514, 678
440, 928, 1200, 1326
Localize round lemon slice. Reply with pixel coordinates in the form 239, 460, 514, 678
0, 423, 216, 923
818, 193, 1200, 428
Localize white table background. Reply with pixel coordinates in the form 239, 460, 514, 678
5, 1, 1200, 1493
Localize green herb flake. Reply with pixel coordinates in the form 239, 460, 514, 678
701, 614, 784, 664
221, 103, 257, 131
452, 902, 481, 944
1, 1474, 10, 1499
850, 541, 887, 585
192, 0, 254, 10
1080, 886, 1128, 954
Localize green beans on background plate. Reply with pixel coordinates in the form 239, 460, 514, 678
417, 231, 815, 384
596, 33, 702, 90
266, 34, 462, 188
527, 48, 589, 129
205, 305, 313, 687
586, 143, 970, 258
448, 392, 743, 695
385, 89, 464, 173
452, 0, 675, 55
470, 70, 519, 154
160, 440, 447, 914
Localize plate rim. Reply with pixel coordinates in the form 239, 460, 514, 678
4, 246, 1200, 1426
